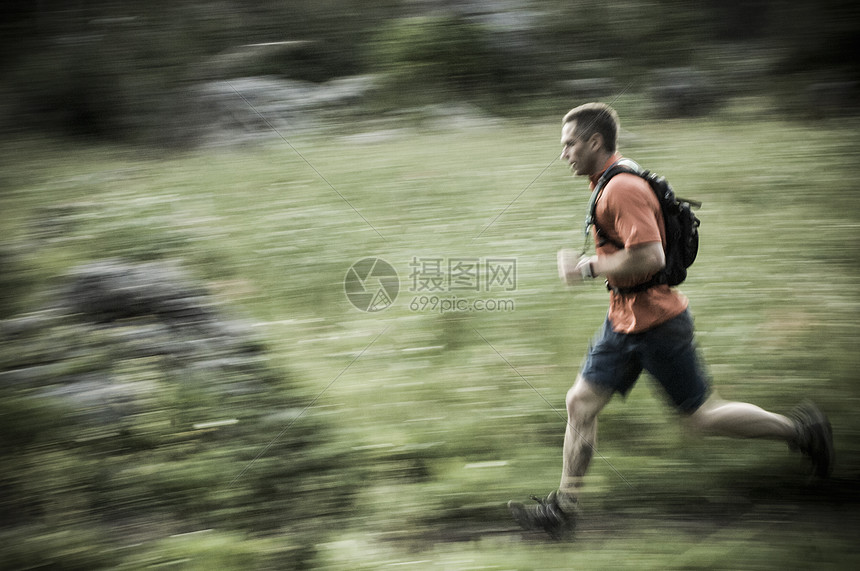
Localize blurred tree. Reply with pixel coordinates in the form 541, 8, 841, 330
767, 0, 859, 79
2, 0, 858, 143
1, 0, 400, 143
704, 0, 771, 40
369, 14, 503, 104
0, 259, 362, 568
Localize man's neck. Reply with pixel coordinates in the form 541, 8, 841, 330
588, 151, 620, 185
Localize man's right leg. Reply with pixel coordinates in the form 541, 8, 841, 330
508, 316, 631, 538
558, 375, 614, 508
507, 375, 612, 538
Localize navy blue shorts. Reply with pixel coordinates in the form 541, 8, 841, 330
580, 309, 711, 413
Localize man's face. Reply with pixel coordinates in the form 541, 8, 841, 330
560, 121, 597, 177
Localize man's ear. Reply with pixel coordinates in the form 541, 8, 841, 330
588, 132, 604, 152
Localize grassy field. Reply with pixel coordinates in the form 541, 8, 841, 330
2, 106, 860, 569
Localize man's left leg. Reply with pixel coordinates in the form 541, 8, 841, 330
647, 311, 834, 478
684, 397, 795, 440
685, 395, 835, 478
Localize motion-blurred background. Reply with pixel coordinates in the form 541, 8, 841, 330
2, 0, 857, 144
1, 2, 858, 569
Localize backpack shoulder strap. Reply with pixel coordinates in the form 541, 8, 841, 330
611, 158, 643, 176
584, 159, 643, 239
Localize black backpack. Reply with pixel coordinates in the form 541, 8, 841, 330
585, 159, 701, 294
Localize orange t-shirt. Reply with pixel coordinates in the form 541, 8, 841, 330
590, 154, 688, 333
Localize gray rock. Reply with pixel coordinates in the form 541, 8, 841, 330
649, 68, 718, 117
192, 75, 377, 144
62, 260, 215, 323
2, 259, 276, 426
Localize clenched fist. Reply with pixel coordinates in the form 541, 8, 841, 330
557, 249, 595, 285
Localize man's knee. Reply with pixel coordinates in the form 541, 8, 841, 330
566, 376, 610, 421
681, 403, 709, 434
679, 393, 718, 428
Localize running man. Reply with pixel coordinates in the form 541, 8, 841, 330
507, 102, 835, 539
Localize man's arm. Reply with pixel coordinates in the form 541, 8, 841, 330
558, 242, 665, 285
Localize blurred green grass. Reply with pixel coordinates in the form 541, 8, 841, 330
2, 111, 859, 569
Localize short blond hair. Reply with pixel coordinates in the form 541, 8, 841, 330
562, 102, 619, 152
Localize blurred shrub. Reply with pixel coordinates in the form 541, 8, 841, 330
0, 525, 121, 571
1, 1, 390, 145
0, 259, 361, 568
134, 530, 317, 570
367, 15, 511, 106
3, 0, 858, 144
0, 393, 67, 453
648, 67, 719, 117
0, 247, 33, 319
539, 0, 699, 71
7, 16, 198, 145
